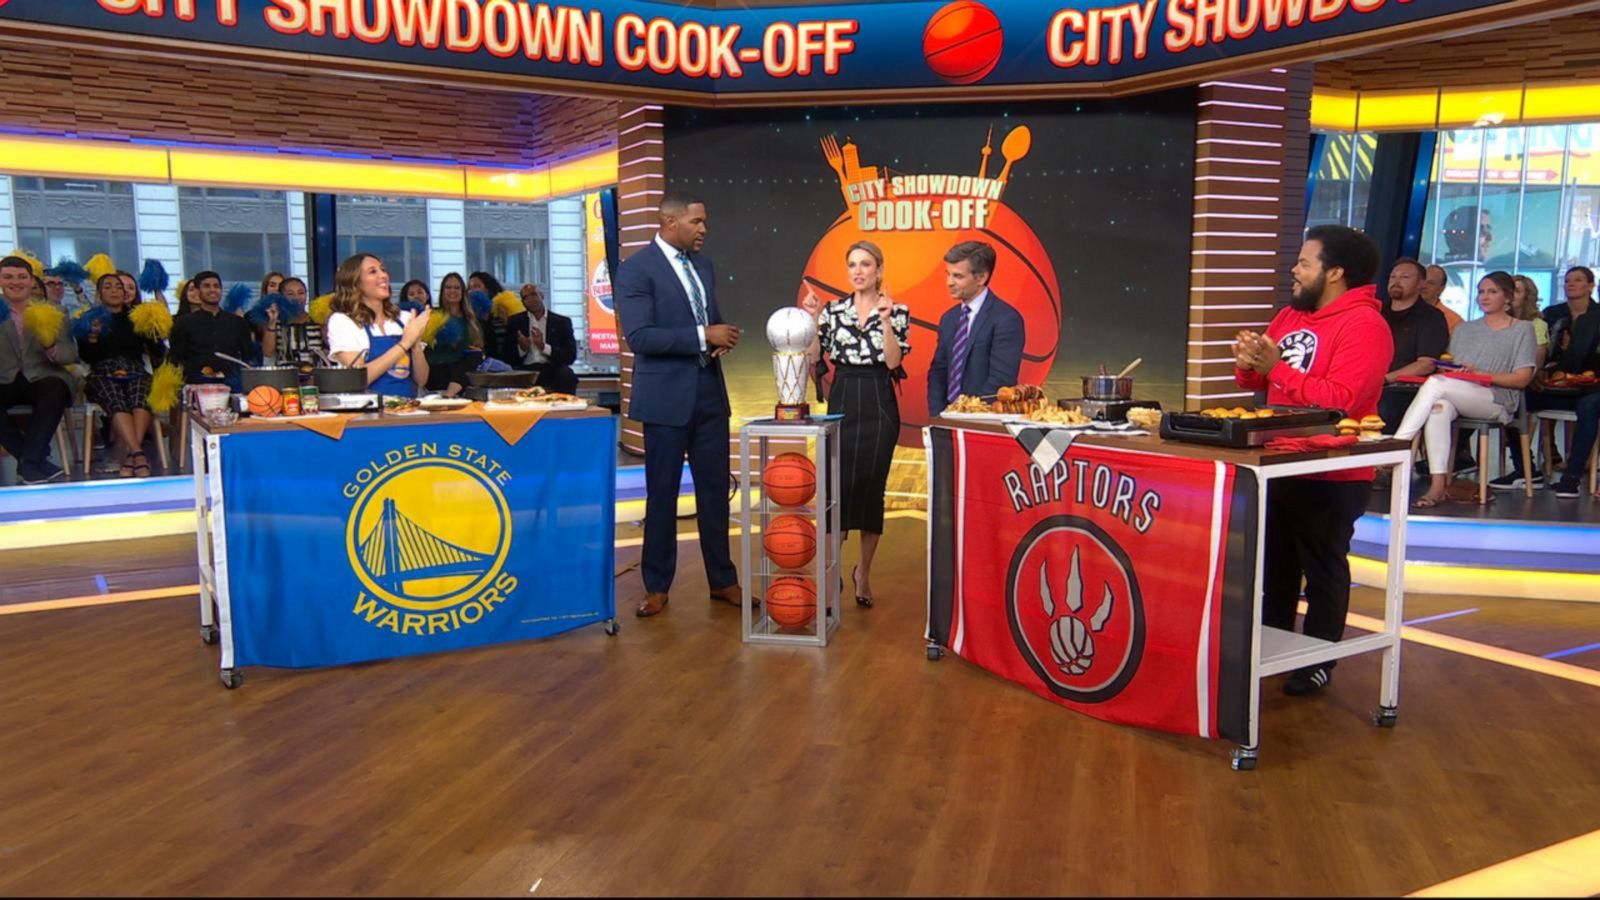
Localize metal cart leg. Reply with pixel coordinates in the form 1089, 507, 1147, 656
1231, 745, 1258, 771
1375, 455, 1411, 728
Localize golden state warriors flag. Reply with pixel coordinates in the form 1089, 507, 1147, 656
218, 416, 618, 669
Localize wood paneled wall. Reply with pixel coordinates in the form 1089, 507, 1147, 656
615, 105, 666, 456
0, 38, 616, 169
1185, 67, 1312, 408
1315, 12, 1600, 92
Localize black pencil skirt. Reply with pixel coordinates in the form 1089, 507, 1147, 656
829, 363, 899, 534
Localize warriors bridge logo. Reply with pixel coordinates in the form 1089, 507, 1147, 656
798, 126, 1062, 445
1005, 515, 1144, 703
344, 443, 518, 635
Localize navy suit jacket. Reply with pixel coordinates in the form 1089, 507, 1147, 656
615, 241, 732, 427
926, 291, 1026, 417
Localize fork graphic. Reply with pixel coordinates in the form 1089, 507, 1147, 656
820, 134, 853, 207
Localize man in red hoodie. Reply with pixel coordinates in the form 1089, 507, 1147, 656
1234, 224, 1388, 696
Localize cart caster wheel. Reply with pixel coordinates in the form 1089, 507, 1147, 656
1374, 706, 1398, 728
604, 620, 621, 636
926, 644, 945, 661
220, 668, 243, 690
200, 625, 218, 645
1230, 748, 1258, 771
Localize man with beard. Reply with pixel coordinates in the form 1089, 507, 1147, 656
1233, 225, 1389, 697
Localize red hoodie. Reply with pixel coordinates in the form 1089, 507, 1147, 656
1235, 284, 1389, 481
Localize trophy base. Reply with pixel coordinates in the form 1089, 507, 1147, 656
774, 403, 810, 422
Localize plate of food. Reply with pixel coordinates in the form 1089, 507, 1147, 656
1023, 404, 1094, 429
486, 387, 587, 410
418, 394, 472, 410
383, 397, 428, 416
942, 386, 1050, 421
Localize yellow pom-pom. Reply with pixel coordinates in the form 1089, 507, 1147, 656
492, 290, 523, 320
6, 248, 44, 278
422, 309, 447, 344
130, 301, 174, 340
309, 294, 334, 325
147, 363, 184, 415
23, 302, 66, 347
85, 253, 116, 287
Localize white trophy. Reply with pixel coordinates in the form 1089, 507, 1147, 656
767, 306, 817, 422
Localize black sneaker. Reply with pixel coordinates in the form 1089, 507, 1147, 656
1553, 478, 1582, 499
1489, 473, 1542, 490
1283, 665, 1333, 696
18, 461, 66, 485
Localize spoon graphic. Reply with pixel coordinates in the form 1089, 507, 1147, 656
996, 126, 1032, 184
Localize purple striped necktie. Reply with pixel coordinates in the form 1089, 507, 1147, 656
947, 302, 972, 404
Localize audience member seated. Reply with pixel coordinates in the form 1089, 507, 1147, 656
168, 271, 260, 387
0, 255, 80, 484
504, 282, 578, 395
80, 273, 164, 478
1421, 264, 1464, 335
424, 273, 483, 397
1394, 271, 1536, 508
1379, 258, 1449, 431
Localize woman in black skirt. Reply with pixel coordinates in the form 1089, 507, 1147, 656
802, 240, 910, 607
81, 273, 164, 477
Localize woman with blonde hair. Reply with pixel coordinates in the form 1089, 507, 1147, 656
1512, 274, 1549, 369
800, 239, 911, 607
325, 254, 431, 397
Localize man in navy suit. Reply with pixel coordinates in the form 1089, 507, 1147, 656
615, 192, 744, 618
926, 241, 1026, 417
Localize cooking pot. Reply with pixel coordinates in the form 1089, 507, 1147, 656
465, 370, 539, 389
240, 366, 300, 393
1082, 375, 1134, 401
313, 367, 369, 394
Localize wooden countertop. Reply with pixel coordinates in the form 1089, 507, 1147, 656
929, 418, 1411, 468
193, 405, 610, 436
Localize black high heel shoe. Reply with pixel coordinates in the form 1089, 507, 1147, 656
852, 566, 873, 608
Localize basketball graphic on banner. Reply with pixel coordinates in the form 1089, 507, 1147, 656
922, 1, 1004, 85
799, 129, 1061, 446
1005, 515, 1144, 702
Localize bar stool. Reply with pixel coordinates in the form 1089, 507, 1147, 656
1535, 409, 1598, 487
78, 402, 105, 475
1452, 412, 1533, 504
2, 405, 75, 478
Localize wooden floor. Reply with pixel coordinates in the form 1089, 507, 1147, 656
1, 518, 1598, 895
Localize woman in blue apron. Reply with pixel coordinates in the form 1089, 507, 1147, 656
325, 254, 431, 397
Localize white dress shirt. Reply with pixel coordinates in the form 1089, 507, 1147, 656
521, 311, 550, 365
654, 232, 707, 352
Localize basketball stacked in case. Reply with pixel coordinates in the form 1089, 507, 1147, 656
761, 453, 820, 629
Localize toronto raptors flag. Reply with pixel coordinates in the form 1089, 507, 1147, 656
926, 427, 1258, 742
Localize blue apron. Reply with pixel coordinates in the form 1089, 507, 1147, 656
367, 323, 417, 398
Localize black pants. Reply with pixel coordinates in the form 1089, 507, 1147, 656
1262, 478, 1370, 663
830, 364, 899, 534
0, 375, 71, 467
640, 366, 736, 594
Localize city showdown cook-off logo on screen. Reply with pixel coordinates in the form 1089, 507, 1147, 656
342, 443, 519, 636
797, 125, 1063, 445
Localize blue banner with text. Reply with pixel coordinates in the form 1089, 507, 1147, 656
218, 415, 617, 669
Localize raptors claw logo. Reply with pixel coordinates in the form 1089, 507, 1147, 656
1278, 329, 1318, 373
1040, 547, 1113, 676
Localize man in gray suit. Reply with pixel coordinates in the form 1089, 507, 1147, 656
0, 256, 78, 484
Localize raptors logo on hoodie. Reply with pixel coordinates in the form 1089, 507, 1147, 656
1278, 329, 1318, 372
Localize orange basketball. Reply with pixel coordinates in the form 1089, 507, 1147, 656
763, 452, 817, 507
246, 385, 283, 418
922, 1, 1004, 85
766, 576, 817, 628
763, 514, 817, 570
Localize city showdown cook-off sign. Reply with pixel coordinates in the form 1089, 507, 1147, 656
2, 0, 1526, 96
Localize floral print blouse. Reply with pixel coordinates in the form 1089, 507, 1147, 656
818, 299, 912, 367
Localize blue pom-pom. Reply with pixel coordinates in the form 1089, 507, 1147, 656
468, 290, 492, 321
71, 304, 115, 341
436, 315, 466, 350
247, 292, 284, 326
476, 356, 514, 374
398, 299, 425, 315
0, 302, 11, 325
138, 259, 169, 294
276, 292, 305, 322
223, 283, 253, 315
49, 259, 91, 286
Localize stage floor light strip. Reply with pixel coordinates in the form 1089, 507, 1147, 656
0, 585, 199, 616
1402, 608, 1479, 626
1408, 827, 1600, 898
1543, 642, 1600, 661
1349, 555, 1600, 604
1341, 610, 1600, 689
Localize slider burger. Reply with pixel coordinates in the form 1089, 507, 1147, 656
1336, 417, 1361, 436
1360, 415, 1385, 435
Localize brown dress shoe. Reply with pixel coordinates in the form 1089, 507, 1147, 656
636, 592, 670, 617
707, 583, 743, 607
